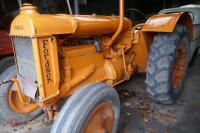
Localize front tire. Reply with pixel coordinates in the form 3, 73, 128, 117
51, 83, 120, 133
0, 56, 14, 74
0, 65, 42, 124
146, 25, 189, 104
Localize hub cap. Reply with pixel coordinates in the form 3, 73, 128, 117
82, 102, 114, 133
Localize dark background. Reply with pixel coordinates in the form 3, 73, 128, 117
0, 0, 199, 29
79, 0, 200, 15
1, 0, 199, 15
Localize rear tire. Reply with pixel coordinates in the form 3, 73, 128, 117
0, 65, 42, 124
189, 47, 199, 68
146, 25, 189, 104
51, 83, 120, 133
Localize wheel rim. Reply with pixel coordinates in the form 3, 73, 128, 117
82, 102, 114, 133
172, 42, 187, 89
8, 89, 38, 114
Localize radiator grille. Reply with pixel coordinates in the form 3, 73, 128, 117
13, 37, 37, 82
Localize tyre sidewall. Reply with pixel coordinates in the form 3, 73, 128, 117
0, 56, 14, 74
146, 25, 190, 104
51, 83, 120, 133
0, 65, 42, 123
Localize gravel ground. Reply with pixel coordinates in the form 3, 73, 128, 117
0, 56, 199, 133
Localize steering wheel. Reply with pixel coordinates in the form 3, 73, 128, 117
126, 8, 148, 23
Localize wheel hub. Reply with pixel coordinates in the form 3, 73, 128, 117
82, 102, 114, 133
172, 42, 187, 89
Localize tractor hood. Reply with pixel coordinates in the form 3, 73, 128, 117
10, 4, 132, 38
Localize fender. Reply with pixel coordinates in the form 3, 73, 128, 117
142, 12, 193, 40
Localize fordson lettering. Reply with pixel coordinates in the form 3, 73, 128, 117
42, 40, 52, 83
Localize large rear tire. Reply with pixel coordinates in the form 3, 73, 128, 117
146, 25, 189, 104
51, 83, 120, 133
0, 65, 43, 124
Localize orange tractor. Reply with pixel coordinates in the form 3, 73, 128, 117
0, 0, 192, 132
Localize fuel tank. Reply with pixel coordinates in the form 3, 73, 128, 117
70, 15, 132, 38
10, 4, 132, 37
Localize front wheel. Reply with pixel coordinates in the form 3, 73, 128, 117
0, 56, 14, 74
146, 25, 190, 104
51, 83, 120, 133
0, 65, 42, 124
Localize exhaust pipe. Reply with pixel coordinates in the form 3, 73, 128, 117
106, 0, 124, 47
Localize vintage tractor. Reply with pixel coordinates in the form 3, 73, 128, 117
0, 0, 192, 132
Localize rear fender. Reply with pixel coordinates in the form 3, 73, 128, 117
142, 12, 193, 40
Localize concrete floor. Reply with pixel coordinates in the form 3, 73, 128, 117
0, 56, 200, 133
